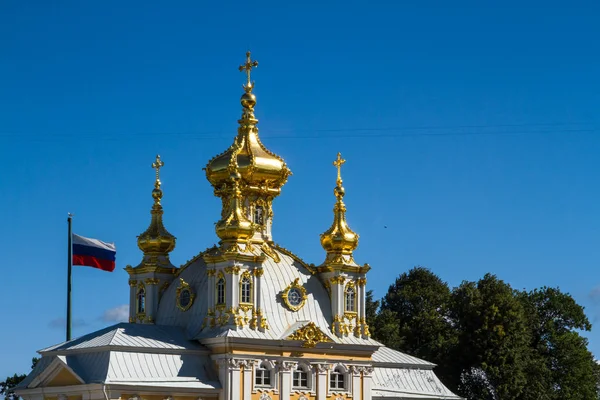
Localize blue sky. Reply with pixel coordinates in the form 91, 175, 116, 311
1, 0, 600, 377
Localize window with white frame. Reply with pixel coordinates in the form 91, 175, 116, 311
345, 284, 356, 312
330, 366, 346, 390
293, 364, 310, 390
240, 275, 252, 303
217, 276, 226, 305
255, 362, 272, 387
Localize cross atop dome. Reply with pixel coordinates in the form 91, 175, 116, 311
239, 51, 258, 93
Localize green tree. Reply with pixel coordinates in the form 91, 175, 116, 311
380, 266, 456, 387
0, 357, 39, 400
365, 289, 379, 329
451, 274, 530, 399
519, 287, 598, 399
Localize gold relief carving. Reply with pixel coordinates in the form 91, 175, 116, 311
137, 313, 146, 322
329, 276, 346, 285
357, 277, 367, 287
239, 303, 253, 312
344, 312, 358, 320
281, 278, 307, 312
144, 278, 160, 285
287, 322, 332, 348
128, 279, 138, 287
224, 266, 241, 275
145, 315, 154, 323
252, 268, 264, 277
128, 316, 135, 323
175, 277, 195, 312
260, 243, 281, 263
249, 309, 258, 330
207, 268, 216, 277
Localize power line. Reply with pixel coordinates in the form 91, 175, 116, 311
0, 123, 597, 140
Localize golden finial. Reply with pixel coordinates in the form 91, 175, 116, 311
318, 153, 359, 269
151, 154, 164, 189
239, 51, 259, 93
136, 154, 176, 261
333, 152, 346, 187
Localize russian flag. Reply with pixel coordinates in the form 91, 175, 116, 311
72, 234, 116, 272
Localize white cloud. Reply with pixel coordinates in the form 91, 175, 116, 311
589, 286, 600, 303
101, 304, 129, 323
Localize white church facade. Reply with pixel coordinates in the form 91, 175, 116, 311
15, 52, 461, 400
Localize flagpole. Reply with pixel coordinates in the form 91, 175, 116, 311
67, 213, 73, 341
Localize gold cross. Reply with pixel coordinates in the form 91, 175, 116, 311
333, 152, 346, 185
151, 154, 164, 186
239, 51, 258, 90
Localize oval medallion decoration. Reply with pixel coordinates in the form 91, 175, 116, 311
176, 278, 195, 311
282, 278, 307, 312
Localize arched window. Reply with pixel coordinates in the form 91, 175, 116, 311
137, 287, 146, 314
345, 284, 356, 312
240, 274, 252, 304
293, 364, 310, 390
330, 366, 346, 390
255, 362, 272, 387
216, 276, 225, 305
254, 205, 264, 225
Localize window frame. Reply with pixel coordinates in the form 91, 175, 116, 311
216, 274, 226, 306
292, 363, 312, 391
329, 365, 347, 392
255, 361, 272, 388
344, 282, 357, 313
239, 272, 253, 304
136, 284, 146, 314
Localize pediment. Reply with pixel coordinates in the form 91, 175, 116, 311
29, 357, 85, 388
286, 322, 333, 348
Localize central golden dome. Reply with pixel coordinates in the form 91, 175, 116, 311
205, 52, 291, 192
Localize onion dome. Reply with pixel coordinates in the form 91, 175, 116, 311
319, 153, 360, 269
215, 160, 255, 243
205, 51, 291, 194
137, 155, 176, 256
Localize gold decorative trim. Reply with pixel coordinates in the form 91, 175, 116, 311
175, 277, 195, 312
287, 322, 332, 348
357, 277, 367, 287
144, 278, 160, 285
282, 278, 307, 312
207, 268, 216, 277
252, 268, 264, 277
260, 243, 281, 263
224, 266, 241, 275
128, 279, 138, 287
330, 276, 346, 285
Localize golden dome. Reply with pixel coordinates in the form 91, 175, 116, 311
205, 52, 291, 193
319, 153, 360, 269
137, 155, 176, 255
215, 165, 255, 243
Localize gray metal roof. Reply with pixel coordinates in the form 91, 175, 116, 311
372, 346, 435, 368
40, 323, 207, 353
372, 367, 461, 399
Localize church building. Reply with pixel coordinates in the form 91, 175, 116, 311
16, 52, 461, 400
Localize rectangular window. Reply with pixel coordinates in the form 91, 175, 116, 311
293, 371, 308, 389
255, 368, 271, 386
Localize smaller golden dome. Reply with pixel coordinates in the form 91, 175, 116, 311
215, 166, 255, 243
319, 153, 360, 268
137, 155, 176, 255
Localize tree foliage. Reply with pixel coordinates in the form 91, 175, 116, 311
0, 357, 39, 400
372, 269, 599, 400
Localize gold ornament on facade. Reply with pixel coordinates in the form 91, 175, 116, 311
224, 265, 241, 275
175, 278, 195, 312
144, 278, 160, 286
260, 243, 281, 263
318, 153, 361, 270
136, 155, 177, 259
281, 278, 308, 312
287, 322, 332, 348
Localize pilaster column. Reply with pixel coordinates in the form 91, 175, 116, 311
144, 278, 159, 323
230, 359, 243, 400
360, 367, 374, 400
278, 361, 296, 400
128, 279, 137, 322
313, 363, 330, 400
243, 360, 253, 400
216, 358, 231, 400
349, 366, 361, 398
